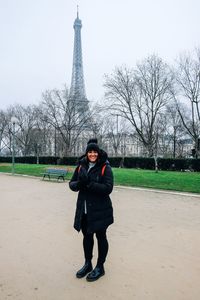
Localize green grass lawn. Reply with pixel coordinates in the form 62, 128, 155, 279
0, 163, 73, 180
113, 168, 200, 193
0, 163, 200, 194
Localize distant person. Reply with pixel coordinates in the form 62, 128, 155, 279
69, 139, 114, 282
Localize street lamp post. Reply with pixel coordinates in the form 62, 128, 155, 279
11, 117, 18, 175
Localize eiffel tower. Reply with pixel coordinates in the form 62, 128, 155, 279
69, 7, 89, 116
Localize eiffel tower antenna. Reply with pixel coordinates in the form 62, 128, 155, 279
77, 5, 79, 18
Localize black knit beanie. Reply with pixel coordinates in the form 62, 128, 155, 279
85, 138, 100, 153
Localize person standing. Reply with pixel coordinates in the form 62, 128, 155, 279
69, 139, 114, 282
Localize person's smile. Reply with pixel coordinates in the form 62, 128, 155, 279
87, 150, 98, 162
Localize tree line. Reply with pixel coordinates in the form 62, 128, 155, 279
0, 49, 200, 158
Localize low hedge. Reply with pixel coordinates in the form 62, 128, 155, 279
124, 157, 155, 169
0, 156, 200, 171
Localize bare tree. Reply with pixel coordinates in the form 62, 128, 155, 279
6, 105, 38, 156
103, 114, 130, 156
155, 112, 172, 157
104, 55, 174, 157
1, 105, 54, 157
173, 49, 200, 157
29, 107, 54, 160
0, 110, 8, 155
157, 103, 186, 158
41, 87, 93, 156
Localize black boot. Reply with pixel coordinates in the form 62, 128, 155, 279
76, 261, 93, 278
86, 265, 105, 282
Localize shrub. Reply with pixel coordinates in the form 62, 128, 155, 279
188, 158, 200, 171
0, 156, 12, 163
158, 158, 189, 171
124, 157, 155, 169
58, 157, 79, 165
1, 156, 200, 171
108, 157, 123, 167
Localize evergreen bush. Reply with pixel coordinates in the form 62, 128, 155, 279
0, 156, 200, 171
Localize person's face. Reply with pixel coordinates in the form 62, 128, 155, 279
87, 150, 98, 162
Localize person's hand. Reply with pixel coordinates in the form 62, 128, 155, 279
78, 167, 88, 185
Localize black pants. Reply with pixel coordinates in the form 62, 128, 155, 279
81, 214, 108, 266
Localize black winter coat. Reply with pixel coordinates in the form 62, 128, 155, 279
69, 150, 114, 233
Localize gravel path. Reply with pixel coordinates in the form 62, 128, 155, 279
0, 173, 200, 300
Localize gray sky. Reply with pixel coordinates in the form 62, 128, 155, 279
0, 0, 200, 109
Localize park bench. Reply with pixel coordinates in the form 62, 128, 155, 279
42, 168, 68, 181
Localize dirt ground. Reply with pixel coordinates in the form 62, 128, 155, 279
0, 173, 200, 300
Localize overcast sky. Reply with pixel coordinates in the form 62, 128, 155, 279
0, 0, 200, 110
